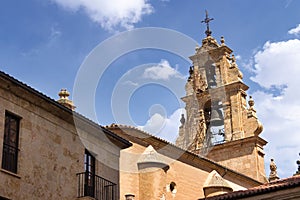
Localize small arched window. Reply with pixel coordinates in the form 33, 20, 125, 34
170, 182, 177, 194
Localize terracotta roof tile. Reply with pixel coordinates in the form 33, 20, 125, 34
199, 175, 300, 200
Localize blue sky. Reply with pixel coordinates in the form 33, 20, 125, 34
1, 0, 300, 178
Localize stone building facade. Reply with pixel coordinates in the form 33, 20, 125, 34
107, 124, 264, 200
106, 13, 271, 200
0, 71, 131, 199
1, 11, 296, 200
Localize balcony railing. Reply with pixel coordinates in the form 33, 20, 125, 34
1, 143, 18, 173
77, 172, 117, 200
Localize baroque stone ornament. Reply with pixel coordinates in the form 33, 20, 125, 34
269, 159, 280, 182
176, 12, 263, 151
294, 153, 300, 176
175, 11, 267, 183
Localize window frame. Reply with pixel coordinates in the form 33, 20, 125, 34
84, 149, 96, 197
1, 111, 21, 174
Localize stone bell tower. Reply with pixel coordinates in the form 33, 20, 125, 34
176, 11, 267, 183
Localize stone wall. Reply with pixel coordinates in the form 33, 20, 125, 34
206, 136, 268, 183
0, 77, 123, 199
119, 141, 254, 200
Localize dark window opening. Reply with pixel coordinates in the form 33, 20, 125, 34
204, 101, 225, 146
1, 112, 20, 173
0, 196, 11, 200
77, 150, 118, 199
84, 149, 96, 198
170, 182, 176, 192
206, 63, 217, 88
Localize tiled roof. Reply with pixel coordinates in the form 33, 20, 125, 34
199, 175, 300, 200
106, 124, 263, 186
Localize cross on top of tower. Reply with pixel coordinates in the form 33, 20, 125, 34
201, 10, 214, 37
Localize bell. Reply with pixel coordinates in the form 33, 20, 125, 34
210, 109, 223, 126
207, 77, 217, 88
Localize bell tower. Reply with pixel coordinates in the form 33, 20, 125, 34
176, 11, 267, 183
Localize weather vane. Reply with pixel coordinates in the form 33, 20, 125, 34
201, 10, 214, 37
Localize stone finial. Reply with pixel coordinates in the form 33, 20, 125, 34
220, 36, 225, 46
232, 54, 236, 64
248, 96, 254, 108
229, 54, 237, 68
294, 153, 300, 176
58, 88, 70, 99
180, 114, 185, 127
247, 96, 257, 118
269, 159, 280, 182
57, 88, 76, 110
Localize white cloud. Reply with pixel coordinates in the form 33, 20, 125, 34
51, 0, 153, 31
122, 80, 139, 86
143, 59, 184, 80
234, 54, 241, 60
139, 108, 185, 143
251, 39, 300, 96
238, 55, 255, 73
288, 24, 300, 36
250, 38, 300, 178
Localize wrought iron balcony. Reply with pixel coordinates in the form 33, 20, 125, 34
77, 172, 117, 200
1, 143, 18, 173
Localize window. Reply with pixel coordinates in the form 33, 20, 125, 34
169, 182, 177, 197
84, 149, 95, 197
0, 196, 10, 200
1, 112, 20, 173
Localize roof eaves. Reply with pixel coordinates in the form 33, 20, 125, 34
107, 124, 263, 185
0, 71, 132, 148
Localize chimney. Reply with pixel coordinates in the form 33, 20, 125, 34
57, 88, 76, 111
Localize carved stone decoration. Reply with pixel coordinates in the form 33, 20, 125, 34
226, 54, 243, 81
198, 74, 208, 92
188, 110, 207, 151
57, 88, 76, 110
294, 153, 300, 176
185, 81, 194, 96
196, 110, 207, 149
176, 11, 267, 183
269, 159, 280, 182
180, 114, 185, 127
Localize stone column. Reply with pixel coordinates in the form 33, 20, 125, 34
229, 90, 244, 140
223, 102, 232, 142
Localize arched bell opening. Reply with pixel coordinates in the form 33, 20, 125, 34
203, 100, 225, 146
205, 61, 217, 89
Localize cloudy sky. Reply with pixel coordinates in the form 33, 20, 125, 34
1, 0, 300, 178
